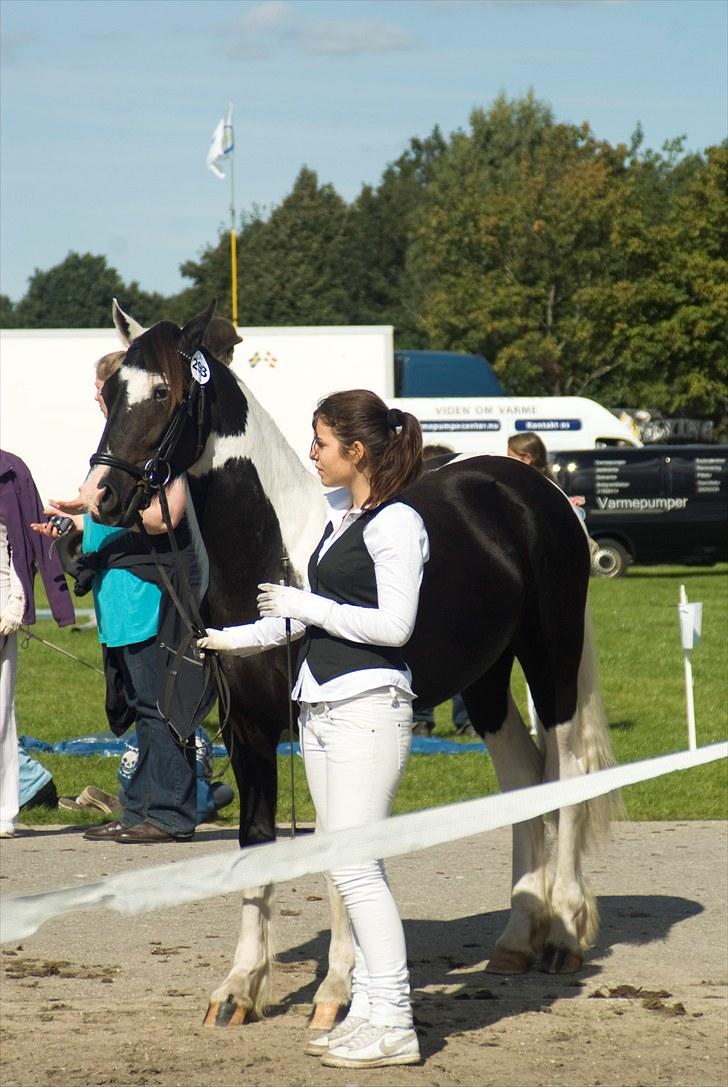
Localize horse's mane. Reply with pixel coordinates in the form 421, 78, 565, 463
128, 320, 188, 406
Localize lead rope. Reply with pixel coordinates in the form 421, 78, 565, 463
282, 556, 297, 838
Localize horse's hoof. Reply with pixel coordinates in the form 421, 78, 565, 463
203, 996, 249, 1027
485, 950, 531, 975
309, 1002, 341, 1031
538, 945, 582, 975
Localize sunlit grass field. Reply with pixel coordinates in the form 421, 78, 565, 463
16, 564, 728, 827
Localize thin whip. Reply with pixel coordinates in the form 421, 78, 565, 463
20, 627, 105, 676
282, 556, 297, 838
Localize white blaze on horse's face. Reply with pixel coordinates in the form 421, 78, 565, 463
121, 367, 169, 407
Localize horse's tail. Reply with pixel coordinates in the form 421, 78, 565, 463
573, 601, 625, 853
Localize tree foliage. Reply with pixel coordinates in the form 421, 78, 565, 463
3, 95, 724, 416
9, 252, 164, 329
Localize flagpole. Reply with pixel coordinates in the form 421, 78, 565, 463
226, 102, 238, 325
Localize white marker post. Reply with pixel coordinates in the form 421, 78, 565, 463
678, 584, 703, 751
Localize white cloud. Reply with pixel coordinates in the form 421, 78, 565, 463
227, 3, 418, 60
301, 20, 417, 56
240, 1, 294, 33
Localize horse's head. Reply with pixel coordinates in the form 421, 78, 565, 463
82, 301, 217, 526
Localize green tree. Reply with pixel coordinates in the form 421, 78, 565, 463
237, 168, 350, 324
11, 252, 164, 328
173, 169, 350, 326
590, 143, 728, 414
405, 95, 626, 394
337, 128, 447, 342
0, 294, 16, 328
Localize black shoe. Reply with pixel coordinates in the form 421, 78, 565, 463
20, 779, 58, 811
116, 821, 193, 844
83, 820, 129, 841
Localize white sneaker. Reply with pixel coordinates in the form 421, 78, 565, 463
0, 825, 15, 839
321, 1023, 420, 1068
305, 1014, 368, 1057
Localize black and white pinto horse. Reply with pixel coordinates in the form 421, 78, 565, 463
81, 302, 618, 1030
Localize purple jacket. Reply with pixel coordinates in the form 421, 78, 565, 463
0, 450, 75, 627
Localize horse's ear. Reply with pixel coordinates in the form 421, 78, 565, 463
113, 298, 146, 345
179, 301, 217, 354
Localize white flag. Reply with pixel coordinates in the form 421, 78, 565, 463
206, 103, 234, 179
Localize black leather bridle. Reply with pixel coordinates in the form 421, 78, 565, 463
89, 349, 208, 515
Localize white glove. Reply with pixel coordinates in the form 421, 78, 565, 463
0, 594, 26, 636
196, 626, 263, 658
257, 583, 332, 627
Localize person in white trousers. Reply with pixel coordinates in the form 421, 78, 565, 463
198, 389, 428, 1069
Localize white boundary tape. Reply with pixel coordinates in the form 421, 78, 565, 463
1, 741, 725, 944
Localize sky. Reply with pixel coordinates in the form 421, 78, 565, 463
1, 0, 726, 304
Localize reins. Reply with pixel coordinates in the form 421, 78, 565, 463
135, 485, 231, 738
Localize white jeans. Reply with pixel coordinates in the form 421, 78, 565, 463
0, 633, 19, 832
300, 687, 414, 1028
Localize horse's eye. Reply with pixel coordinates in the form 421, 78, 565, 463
153, 386, 169, 402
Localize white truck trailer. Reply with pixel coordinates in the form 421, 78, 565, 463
0, 325, 638, 502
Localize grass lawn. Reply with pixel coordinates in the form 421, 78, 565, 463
16, 564, 728, 827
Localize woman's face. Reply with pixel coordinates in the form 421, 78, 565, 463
507, 447, 532, 465
94, 377, 108, 419
310, 420, 360, 489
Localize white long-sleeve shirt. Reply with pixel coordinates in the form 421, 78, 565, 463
221, 489, 430, 703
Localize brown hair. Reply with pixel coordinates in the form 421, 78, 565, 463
313, 389, 423, 508
95, 351, 126, 381
507, 432, 554, 480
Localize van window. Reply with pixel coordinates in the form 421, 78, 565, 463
559, 452, 663, 498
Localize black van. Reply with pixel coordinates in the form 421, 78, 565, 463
550, 445, 728, 576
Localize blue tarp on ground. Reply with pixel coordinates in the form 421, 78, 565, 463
20, 732, 487, 758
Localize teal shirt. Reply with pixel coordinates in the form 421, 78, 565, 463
83, 519, 161, 647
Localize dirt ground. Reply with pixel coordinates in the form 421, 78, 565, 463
1, 820, 726, 1087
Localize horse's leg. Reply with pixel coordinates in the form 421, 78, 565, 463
309, 872, 354, 1031
204, 884, 275, 1025
205, 713, 279, 1027
538, 721, 589, 974
482, 691, 549, 973
538, 610, 619, 973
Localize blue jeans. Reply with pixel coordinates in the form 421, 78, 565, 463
413, 693, 470, 729
119, 637, 197, 836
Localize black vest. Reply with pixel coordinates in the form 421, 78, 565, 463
295, 506, 408, 686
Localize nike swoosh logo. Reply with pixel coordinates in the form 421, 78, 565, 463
379, 1033, 414, 1056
